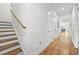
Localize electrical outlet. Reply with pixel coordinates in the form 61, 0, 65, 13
39, 41, 42, 45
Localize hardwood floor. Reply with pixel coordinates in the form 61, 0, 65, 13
40, 32, 78, 55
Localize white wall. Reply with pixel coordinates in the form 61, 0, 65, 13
11, 3, 79, 55
11, 3, 48, 54
47, 10, 60, 44
71, 5, 79, 48
48, 3, 79, 48
0, 3, 11, 21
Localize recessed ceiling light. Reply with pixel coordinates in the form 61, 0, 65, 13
48, 11, 51, 15
61, 7, 65, 10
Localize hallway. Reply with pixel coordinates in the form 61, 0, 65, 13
40, 32, 78, 55
0, 3, 79, 55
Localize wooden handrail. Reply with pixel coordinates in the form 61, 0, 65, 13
10, 10, 26, 28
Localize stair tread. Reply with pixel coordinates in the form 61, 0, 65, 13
0, 26, 13, 28
0, 29, 14, 30
0, 40, 18, 46
17, 52, 24, 55
0, 32, 16, 34
0, 24, 12, 26
3, 48, 22, 55
0, 27, 14, 29
0, 45, 20, 54
0, 42, 19, 51
0, 37, 17, 43
0, 21, 12, 23
0, 30, 15, 32
0, 32, 16, 37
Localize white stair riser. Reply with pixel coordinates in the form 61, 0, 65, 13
0, 22, 12, 24
0, 23, 11, 24
0, 26, 13, 27
0, 27, 13, 28
0, 20, 12, 22
0, 24, 12, 26
0, 32, 16, 35
0, 29, 14, 31
0, 40, 18, 46
0, 35, 17, 40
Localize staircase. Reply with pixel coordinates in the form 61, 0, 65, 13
0, 21, 24, 55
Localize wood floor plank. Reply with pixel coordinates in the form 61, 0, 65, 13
40, 32, 78, 55
40, 39, 78, 55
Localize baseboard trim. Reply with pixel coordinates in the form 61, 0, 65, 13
34, 45, 48, 55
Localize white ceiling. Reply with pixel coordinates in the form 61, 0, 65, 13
49, 3, 74, 17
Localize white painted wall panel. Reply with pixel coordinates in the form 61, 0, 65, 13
12, 3, 48, 54
0, 3, 11, 21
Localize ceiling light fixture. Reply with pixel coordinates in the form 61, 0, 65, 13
48, 11, 51, 15
61, 7, 65, 10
